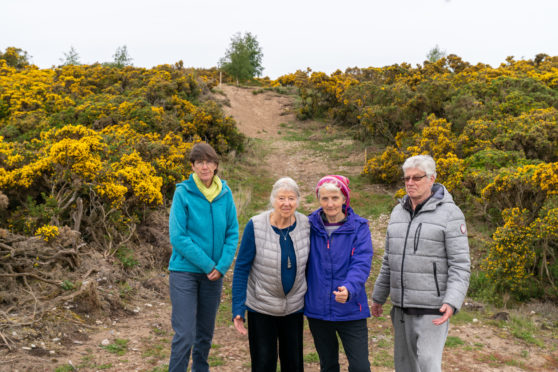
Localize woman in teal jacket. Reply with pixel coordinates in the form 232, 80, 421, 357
168, 142, 239, 372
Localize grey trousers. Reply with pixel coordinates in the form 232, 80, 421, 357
391, 306, 449, 372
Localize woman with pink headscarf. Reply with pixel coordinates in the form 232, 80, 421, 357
305, 175, 373, 372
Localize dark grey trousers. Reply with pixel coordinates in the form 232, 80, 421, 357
391, 306, 449, 372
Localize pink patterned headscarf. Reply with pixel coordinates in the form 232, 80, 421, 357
315, 175, 351, 211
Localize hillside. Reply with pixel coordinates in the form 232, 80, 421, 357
1, 84, 557, 371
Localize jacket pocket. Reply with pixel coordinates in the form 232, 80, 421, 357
433, 262, 441, 297
413, 223, 423, 253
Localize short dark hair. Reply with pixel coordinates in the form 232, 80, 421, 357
189, 142, 219, 174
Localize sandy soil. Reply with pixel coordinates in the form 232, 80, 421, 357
2, 84, 557, 372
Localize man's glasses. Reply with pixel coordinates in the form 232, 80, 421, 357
402, 174, 427, 183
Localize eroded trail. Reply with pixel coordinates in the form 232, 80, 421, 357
220, 84, 364, 209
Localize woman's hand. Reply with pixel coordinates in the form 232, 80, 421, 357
333, 286, 349, 303
234, 315, 247, 335
207, 269, 222, 281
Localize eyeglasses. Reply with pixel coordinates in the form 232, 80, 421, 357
194, 160, 216, 167
402, 174, 427, 183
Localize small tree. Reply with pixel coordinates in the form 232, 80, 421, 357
426, 45, 447, 62
219, 32, 263, 84
111, 45, 133, 68
60, 46, 81, 66
0, 46, 31, 69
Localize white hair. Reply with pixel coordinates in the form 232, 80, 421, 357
402, 155, 437, 178
269, 177, 300, 207
317, 182, 345, 201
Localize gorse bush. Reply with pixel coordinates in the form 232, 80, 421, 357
0, 54, 244, 254
274, 54, 558, 302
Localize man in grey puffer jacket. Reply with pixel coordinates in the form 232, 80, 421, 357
371, 155, 470, 372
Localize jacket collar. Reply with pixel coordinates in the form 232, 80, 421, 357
309, 206, 355, 235
401, 183, 449, 215
178, 174, 228, 200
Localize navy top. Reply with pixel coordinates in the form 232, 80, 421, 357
232, 219, 297, 319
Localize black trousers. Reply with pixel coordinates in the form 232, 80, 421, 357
247, 310, 304, 372
307, 317, 370, 372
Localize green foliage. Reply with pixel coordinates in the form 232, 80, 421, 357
463, 149, 528, 171
304, 352, 320, 363
445, 336, 465, 348
60, 46, 81, 66
148, 366, 169, 372
110, 45, 133, 68
372, 349, 394, 368
490, 314, 545, 347
118, 281, 135, 299
208, 354, 225, 366
482, 203, 558, 301
467, 271, 502, 305
0, 46, 31, 69
0, 62, 244, 256
115, 245, 138, 268
219, 32, 264, 83
274, 55, 558, 302
54, 365, 76, 372
61, 280, 76, 290
426, 45, 447, 63
348, 175, 395, 218
101, 338, 129, 355
451, 309, 476, 325
363, 146, 406, 184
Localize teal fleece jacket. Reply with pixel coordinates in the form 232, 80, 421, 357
168, 174, 239, 275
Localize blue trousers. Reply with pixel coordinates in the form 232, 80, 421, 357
308, 317, 370, 372
168, 271, 222, 372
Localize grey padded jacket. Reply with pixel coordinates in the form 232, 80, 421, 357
372, 183, 470, 311
245, 211, 310, 316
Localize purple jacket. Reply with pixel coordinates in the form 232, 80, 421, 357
304, 207, 373, 321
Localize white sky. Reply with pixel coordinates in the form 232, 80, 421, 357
1, 0, 557, 79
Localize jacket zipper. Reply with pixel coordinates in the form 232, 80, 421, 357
328, 236, 333, 316
210, 202, 215, 260
413, 223, 422, 253
400, 221, 413, 309
433, 262, 441, 296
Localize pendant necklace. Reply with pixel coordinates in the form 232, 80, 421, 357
275, 214, 293, 241
275, 214, 293, 270
279, 226, 290, 241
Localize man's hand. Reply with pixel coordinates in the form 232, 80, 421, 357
233, 315, 247, 335
207, 269, 222, 281
333, 286, 349, 303
371, 302, 383, 317
433, 303, 454, 325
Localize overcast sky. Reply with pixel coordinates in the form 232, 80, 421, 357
2, 0, 557, 78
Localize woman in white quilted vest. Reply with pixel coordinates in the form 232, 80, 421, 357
232, 177, 310, 372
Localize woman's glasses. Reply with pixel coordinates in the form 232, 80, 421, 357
194, 160, 216, 167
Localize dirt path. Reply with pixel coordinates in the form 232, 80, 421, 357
220, 85, 365, 210
4, 85, 557, 372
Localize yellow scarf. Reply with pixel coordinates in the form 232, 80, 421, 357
193, 173, 222, 202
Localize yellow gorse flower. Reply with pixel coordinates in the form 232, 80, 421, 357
35, 224, 59, 242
